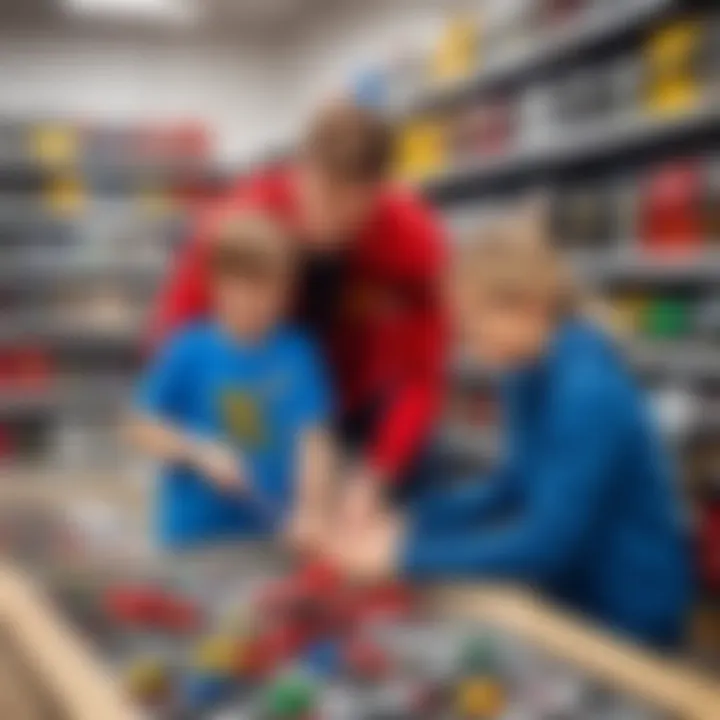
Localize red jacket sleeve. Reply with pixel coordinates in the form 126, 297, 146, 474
367, 201, 448, 481
368, 310, 446, 481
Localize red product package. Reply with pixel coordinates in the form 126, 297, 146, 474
639, 160, 705, 256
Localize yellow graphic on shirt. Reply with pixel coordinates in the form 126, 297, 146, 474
220, 391, 266, 448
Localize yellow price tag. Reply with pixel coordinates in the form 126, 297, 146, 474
646, 78, 700, 116
30, 124, 79, 167
645, 20, 701, 71
395, 120, 446, 181
432, 15, 479, 83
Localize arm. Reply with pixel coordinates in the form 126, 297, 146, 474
124, 413, 199, 465
125, 413, 244, 491
367, 204, 448, 483
128, 332, 244, 491
409, 376, 525, 532
409, 470, 519, 534
296, 427, 336, 517
285, 343, 336, 550
401, 373, 623, 582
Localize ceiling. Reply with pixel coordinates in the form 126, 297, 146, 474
0, 0, 334, 36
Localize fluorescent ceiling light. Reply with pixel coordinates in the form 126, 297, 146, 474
63, 0, 198, 23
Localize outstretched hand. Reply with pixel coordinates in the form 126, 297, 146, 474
327, 511, 404, 583
192, 440, 247, 494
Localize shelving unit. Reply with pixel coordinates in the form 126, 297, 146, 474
422, 103, 720, 202
396, 0, 674, 119
0, 118, 228, 471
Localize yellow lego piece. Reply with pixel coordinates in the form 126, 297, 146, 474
194, 636, 239, 674
612, 296, 649, 335
125, 658, 167, 698
455, 676, 506, 718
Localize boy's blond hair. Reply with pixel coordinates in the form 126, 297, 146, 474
214, 210, 292, 258
454, 201, 615, 333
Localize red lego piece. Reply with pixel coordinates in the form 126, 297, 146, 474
157, 594, 201, 633
355, 582, 416, 623
104, 587, 161, 626
345, 638, 390, 680
103, 586, 200, 633
296, 559, 343, 596
244, 623, 310, 679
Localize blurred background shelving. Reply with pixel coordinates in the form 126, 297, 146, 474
0, 117, 231, 474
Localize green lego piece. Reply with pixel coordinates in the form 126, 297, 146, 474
263, 673, 316, 718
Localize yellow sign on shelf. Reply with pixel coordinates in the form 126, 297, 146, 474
646, 79, 700, 116
395, 119, 446, 181
645, 20, 701, 72
431, 15, 480, 84
30, 124, 79, 167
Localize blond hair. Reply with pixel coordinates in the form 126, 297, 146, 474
455, 212, 616, 333
209, 209, 296, 275
213, 210, 288, 253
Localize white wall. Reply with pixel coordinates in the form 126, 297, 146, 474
0, 29, 286, 163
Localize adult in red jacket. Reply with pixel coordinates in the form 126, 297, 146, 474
151, 103, 447, 516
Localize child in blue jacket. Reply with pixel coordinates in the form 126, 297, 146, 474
332, 224, 693, 649
128, 212, 333, 551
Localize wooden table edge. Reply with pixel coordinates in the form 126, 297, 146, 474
0, 564, 139, 720
430, 586, 720, 720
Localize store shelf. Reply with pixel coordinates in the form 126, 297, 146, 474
0, 201, 187, 226
0, 159, 228, 188
398, 0, 673, 119
422, 103, 720, 203
574, 251, 720, 285
0, 379, 133, 418
630, 341, 720, 380
452, 340, 720, 385
0, 319, 143, 349
0, 260, 164, 289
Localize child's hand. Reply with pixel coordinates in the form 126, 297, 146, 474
329, 512, 404, 582
339, 465, 385, 532
192, 440, 246, 494
284, 508, 326, 555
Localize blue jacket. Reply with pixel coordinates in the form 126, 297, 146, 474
402, 320, 693, 648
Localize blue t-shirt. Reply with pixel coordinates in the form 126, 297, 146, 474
135, 322, 331, 550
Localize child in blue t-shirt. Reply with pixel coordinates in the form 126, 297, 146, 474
129, 212, 333, 550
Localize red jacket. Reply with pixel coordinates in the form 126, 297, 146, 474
150, 168, 447, 482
